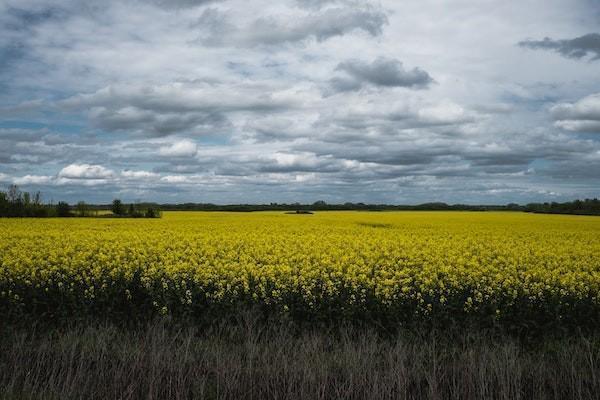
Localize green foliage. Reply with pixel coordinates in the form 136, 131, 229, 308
112, 199, 124, 216
0, 186, 160, 218
524, 198, 600, 215
0, 185, 49, 217
144, 207, 161, 218
56, 202, 71, 217
76, 201, 88, 217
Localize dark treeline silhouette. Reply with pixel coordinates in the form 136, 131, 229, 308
158, 201, 506, 212
1, 185, 597, 217
0, 185, 49, 217
110, 199, 161, 218
159, 199, 599, 215
0, 185, 160, 218
521, 198, 600, 215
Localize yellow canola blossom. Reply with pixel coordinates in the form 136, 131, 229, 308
1, 211, 600, 327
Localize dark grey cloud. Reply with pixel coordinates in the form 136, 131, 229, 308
0, 129, 102, 169
327, 77, 363, 93
59, 83, 294, 136
61, 84, 294, 114
328, 57, 433, 94
245, 101, 477, 144
148, 0, 222, 9
4, 5, 69, 29
0, 6, 66, 74
519, 33, 600, 60
198, 7, 388, 47
308, 101, 476, 140
286, 131, 591, 183
0, 44, 25, 74
295, 0, 347, 9
87, 106, 231, 137
535, 157, 600, 180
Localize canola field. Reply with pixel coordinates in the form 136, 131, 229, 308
2, 211, 600, 329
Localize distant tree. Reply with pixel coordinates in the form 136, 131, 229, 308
112, 199, 124, 216
7, 185, 25, 217
145, 208, 156, 218
128, 203, 135, 216
56, 202, 71, 217
523, 199, 600, 215
76, 201, 87, 217
7, 185, 20, 203
32, 191, 41, 206
506, 203, 521, 211
31, 191, 47, 217
0, 191, 7, 216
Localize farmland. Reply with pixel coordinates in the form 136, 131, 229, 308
2, 211, 600, 330
3, 211, 600, 399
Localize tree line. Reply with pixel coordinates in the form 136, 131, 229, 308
0, 185, 160, 218
1, 184, 597, 217
109, 199, 161, 218
520, 199, 600, 216
158, 199, 600, 215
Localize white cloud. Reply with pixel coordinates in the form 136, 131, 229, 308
161, 175, 191, 183
552, 93, 600, 133
555, 119, 600, 132
13, 175, 54, 185
159, 140, 198, 157
58, 164, 114, 179
121, 170, 160, 179
417, 102, 474, 125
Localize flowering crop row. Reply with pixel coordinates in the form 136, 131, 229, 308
2, 211, 600, 329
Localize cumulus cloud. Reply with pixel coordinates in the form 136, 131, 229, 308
121, 170, 160, 179
416, 102, 474, 125
551, 93, 600, 133
13, 175, 54, 185
197, 6, 388, 47
159, 140, 199, 157
329, 57, 434, 93
161, 175, 190, 183
519, 33, 600, 60
58, 164, 114, 179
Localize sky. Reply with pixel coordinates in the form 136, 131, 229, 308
1, 0, 600, 204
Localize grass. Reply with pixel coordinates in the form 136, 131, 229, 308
1, 317, 600, 400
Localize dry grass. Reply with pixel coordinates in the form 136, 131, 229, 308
1, 318, 599, 400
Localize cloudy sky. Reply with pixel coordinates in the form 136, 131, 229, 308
1, 0, 600, 204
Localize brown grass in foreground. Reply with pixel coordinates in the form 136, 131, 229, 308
1, 319, 599, 400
